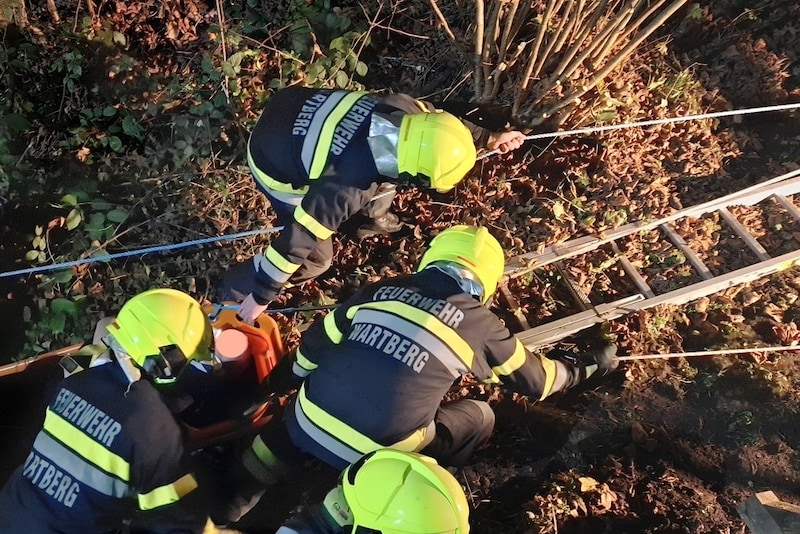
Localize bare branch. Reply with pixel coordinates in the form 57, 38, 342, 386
428, 0, 456, 42
46, 0, 60, 23
474, 0, 485, 101
531, 0, 690, 124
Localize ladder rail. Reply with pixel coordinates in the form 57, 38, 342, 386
504, 169, 800, 279
518, 248, 800, 350
500, 167, 800, 350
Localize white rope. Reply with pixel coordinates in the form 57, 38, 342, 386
478, 101, 800, 159
617, 344, 800, 361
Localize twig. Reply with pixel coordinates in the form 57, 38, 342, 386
514, 0, 560, 114
428, 0, 456, 41
46, 0, 60, 23
480, 0, 503, 101
488, 0, 522, 100
73, 0, 81, 32
530, 0, 689, 124
215, 0, 230, 102
474, 0, 485, 103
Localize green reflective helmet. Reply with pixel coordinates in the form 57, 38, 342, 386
417, 225, 505, 304
342, 450, 470, 534
397, 112, 477, 193
106, 288, 213, 384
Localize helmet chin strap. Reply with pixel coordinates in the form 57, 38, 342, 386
367, 112, 401, 178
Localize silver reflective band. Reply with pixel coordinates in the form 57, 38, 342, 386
367, 112, 401, 178
427, 262, 485, 301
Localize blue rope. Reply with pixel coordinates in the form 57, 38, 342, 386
0, 227, 283, 279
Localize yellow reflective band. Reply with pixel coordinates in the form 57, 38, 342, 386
491, 339, 527, 377
245, 435, 290, 484
308, 91, 367, 179
265, 246, 301, 276
359, 301, 475, 368
298, 386, 430, 454
294, 347, 318, 373
538, 355, 559, 401
323, 312, 344, 344
294, 204, 335, 240
43, 409, 130, 481
392, 420, 434, 452
250, 435, 282, 469
484, 372, 501, 384
137, 473, 198, 511
298, 386, 375, 456
247, 143, 309, 194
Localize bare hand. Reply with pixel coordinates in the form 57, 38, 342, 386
487, 131, 526, 153
238, 293, 269, 324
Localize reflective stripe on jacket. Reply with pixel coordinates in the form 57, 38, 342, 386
286, 268, 576, 466
0, 361, 205, 533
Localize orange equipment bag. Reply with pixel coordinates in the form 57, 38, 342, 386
182, 304, 288, 450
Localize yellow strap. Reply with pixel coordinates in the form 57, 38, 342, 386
294, 204, 335, 240
137, 473, 198, 511
247, 146, 309, 195
298, 386, 429, 454
265, 246, 301, 276
323, 312, 344, 344
294, 347, 318, 373
491, 339, 527, 377
308, 92, 367, 179
537, 355, 559, 401
44, 410, 130, 480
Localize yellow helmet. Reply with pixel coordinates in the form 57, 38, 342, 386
397, 112, 477, 193
107, 288, 213, 384
417, 225, 505, 303
342, 450, 470, 534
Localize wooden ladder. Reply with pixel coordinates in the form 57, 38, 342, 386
500, 168, 800, 350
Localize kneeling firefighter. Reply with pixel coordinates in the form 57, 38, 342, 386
0, 288, 215, 533
217, 225, 618, 524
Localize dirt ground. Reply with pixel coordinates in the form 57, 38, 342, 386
2, 0, 800, 533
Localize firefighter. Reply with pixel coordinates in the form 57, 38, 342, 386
219, 225, 617, 524
276, 449, 469, 534
216, 87, 526, 323
0, 288, 214, 533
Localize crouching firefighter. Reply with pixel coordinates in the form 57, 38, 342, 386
0, 288, 217, 533
216, 87, 527, 324
277, 449, 470, 534
217, 225, 618, 524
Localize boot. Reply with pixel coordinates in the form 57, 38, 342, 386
357, 212, 404, 238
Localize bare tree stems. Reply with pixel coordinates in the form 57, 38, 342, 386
474, 0, 690, 126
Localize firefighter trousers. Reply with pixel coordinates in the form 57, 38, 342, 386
215, 190, 333, 302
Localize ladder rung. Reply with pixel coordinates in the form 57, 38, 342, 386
497, 285, 531, 330
773, 195, 800, 222
554, 261, 592, 311
503, 170, 800, 280
609, 241, 656, 298
518, 248, 800, 348
660, 223, 713, 280
718, 207, 770, 261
